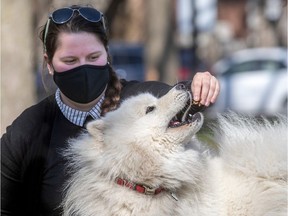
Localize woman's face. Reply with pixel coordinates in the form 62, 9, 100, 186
48, 32, 108, 73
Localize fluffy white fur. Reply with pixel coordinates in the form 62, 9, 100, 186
62, 86, 287, 216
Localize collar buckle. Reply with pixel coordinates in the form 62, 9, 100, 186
143, 185, 156, 195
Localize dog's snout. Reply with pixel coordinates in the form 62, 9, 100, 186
176, 83, 186, 90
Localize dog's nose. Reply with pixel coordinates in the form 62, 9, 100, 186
175, 83, 186, 90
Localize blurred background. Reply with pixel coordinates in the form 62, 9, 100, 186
1, 0, 287, 134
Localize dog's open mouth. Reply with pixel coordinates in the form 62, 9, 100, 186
168, 92, 203, 128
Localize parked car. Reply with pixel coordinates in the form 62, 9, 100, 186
109, 42, 145, 81
210, 47, 287, 116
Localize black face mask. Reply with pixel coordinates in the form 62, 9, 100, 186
53, 64, 110, 104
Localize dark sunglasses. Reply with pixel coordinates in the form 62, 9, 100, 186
44, 7, 105, 51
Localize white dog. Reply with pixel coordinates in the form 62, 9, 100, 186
62, 84, 287, 216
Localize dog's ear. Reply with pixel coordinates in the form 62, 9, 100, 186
86, 119, 105, 138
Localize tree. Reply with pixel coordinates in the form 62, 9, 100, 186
1, 0, 35, 134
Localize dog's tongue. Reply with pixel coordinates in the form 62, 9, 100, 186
169, 117, 181, 127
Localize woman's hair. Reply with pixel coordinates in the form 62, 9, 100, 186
39, 5, 122, 115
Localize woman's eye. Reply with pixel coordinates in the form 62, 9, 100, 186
90, 55, 99, 61
146, 106, 155, 114
63, 59, 76, 64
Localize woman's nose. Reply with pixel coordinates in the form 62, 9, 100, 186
79, 59, 87, 66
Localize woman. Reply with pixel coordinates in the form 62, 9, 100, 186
1, 5, 219, 216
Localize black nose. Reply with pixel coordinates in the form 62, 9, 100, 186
175, 83, 186, 90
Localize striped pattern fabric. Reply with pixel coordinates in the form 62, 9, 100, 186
55, 89, 104, 127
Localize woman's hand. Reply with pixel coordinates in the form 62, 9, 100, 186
191, 71, 220, 107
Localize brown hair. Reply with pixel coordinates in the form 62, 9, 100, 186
39, 5, 122, 115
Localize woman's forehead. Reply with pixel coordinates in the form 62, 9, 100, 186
55, 32, 105, 53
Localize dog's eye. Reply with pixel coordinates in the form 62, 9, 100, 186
146, 106, 155, 114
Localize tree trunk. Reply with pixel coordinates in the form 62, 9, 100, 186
1, 0, 35, 135
145, 0, 178, 84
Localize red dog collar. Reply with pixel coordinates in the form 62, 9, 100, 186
115, 177, 164, 195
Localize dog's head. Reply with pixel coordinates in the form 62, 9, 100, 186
88, 84, 203, 150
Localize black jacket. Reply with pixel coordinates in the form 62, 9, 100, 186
1, 80, 174, 216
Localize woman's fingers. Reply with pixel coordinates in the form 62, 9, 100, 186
191, 72, 220, 106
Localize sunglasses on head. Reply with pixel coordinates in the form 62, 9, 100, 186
44, 7, 105, 51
